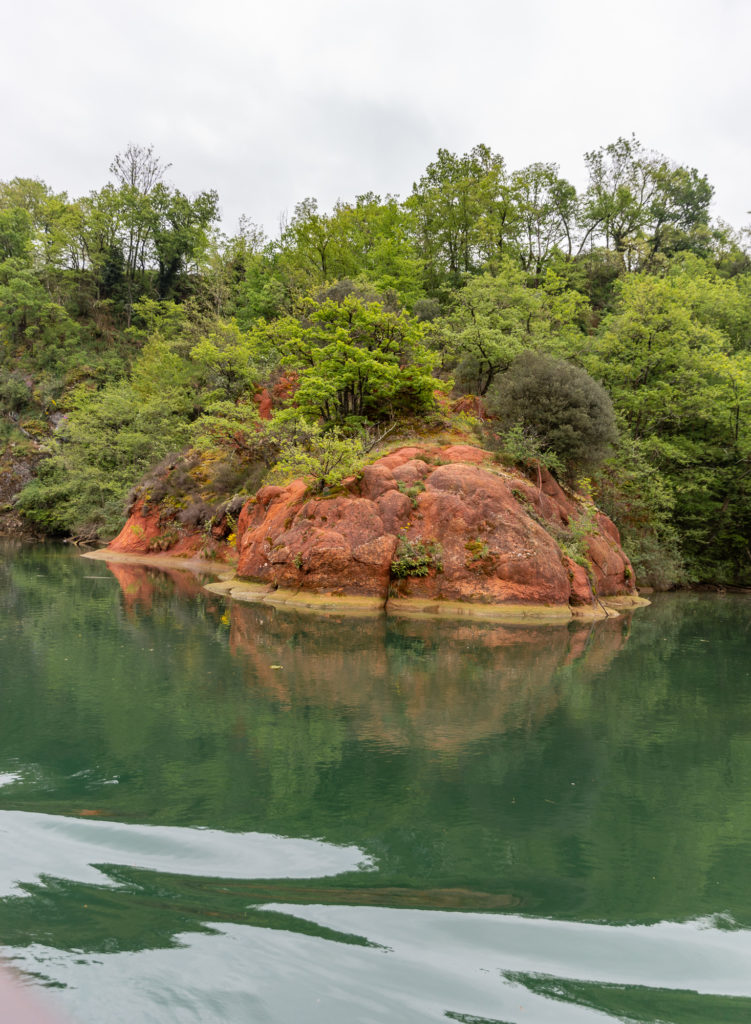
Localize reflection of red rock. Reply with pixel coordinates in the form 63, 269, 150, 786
227, 602, 628, 751
101, 555, 631, 754
106, 560, 210, 613
106, 560, 158, 609
236, 445, 636, 612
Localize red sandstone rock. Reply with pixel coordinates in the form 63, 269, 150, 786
232, 444, 637, 612
451, 395, 488, 419
566, 558, 595, 606
108, 498, 235, 563
253, 373, 299, 421
106, 443, 637, 613
254, 388, 273, 420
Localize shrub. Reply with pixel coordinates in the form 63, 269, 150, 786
556, 506, 599, 570
485, 352, 617, 478
0, 371, 31, 413
396, 480, 425, 508
465, 538, 490, 561
274, 425, 365, 494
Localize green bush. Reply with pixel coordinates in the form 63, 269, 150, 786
0, 371, 31, 413
396, 479, 425, 508
485, 352, 617, 478
274, 423, 365, 494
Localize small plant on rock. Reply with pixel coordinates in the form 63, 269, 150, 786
396, 480, 425, 509
465, 538, 490, 562
557, 506, 599, 570
390, 537, 443, 578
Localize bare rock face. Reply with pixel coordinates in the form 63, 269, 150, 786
235, 445, 636, 613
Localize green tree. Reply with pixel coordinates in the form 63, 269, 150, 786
510, 162, 578, 273
274, 422, 366, 492
278, 293, 439, 424
588, 269, 751, 582
428, 263, 588, 395
579, 136, 713, 262
16, 379, 193, 537
406, 144, 506, 291
151, 184, 219, 299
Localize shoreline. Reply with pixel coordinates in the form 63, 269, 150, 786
83, 549, 650, 623
81, 548, 237, 578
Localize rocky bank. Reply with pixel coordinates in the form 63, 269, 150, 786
104, 443, 644, 622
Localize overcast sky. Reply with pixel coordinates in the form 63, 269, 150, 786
2, 0, 749, 236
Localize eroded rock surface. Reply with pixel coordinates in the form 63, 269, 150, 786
235, 445, 636, 613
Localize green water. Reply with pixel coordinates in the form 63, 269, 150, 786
2, 541, 751, 1023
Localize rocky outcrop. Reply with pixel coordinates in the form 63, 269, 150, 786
103, 442, 642, 620
0, 441, 44, 539
107, 497, 236, 564
231, 444, 639, 620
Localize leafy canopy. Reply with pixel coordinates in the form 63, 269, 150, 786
277, 293, 440, 425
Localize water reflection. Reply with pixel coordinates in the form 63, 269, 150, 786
226, 597, 631, 752
3, 545, 751, 1023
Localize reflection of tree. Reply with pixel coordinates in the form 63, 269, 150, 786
0, 863, 519, 958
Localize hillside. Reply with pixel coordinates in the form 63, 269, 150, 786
1, 140, 749, 586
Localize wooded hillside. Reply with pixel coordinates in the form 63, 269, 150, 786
2, 139, 749, 586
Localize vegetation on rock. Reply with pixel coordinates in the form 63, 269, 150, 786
0, 138, 748, 585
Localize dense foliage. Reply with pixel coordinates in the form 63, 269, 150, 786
1, 139, 749, 584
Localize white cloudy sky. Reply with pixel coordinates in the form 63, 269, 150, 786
1, 0, 749, 235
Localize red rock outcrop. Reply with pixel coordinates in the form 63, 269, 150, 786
254, 372, 300, 420
108, 498, 236, 563
235, 444, 637, 615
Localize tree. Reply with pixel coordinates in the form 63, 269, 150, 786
579, 136, 713, 262
510, 162, 578, 273
0, 207, 32, 262
587, 269, 751, 581
274, 423, 365, 492
16, 379, 193, 537
0, 262, 80, 368
278, 197, 354, 287
109, 142, 170, 194
277, 293, 439, 424
428, 263, 588, 395
329, 193, 425, 306
407, 144, 506, 291
151, 185, 219, 299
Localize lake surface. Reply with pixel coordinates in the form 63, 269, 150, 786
1, 541, 751, 1023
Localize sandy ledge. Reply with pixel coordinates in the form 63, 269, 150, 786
81, 548, 236, 578
205, 579, 650, 623
203, 580, 385, 617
